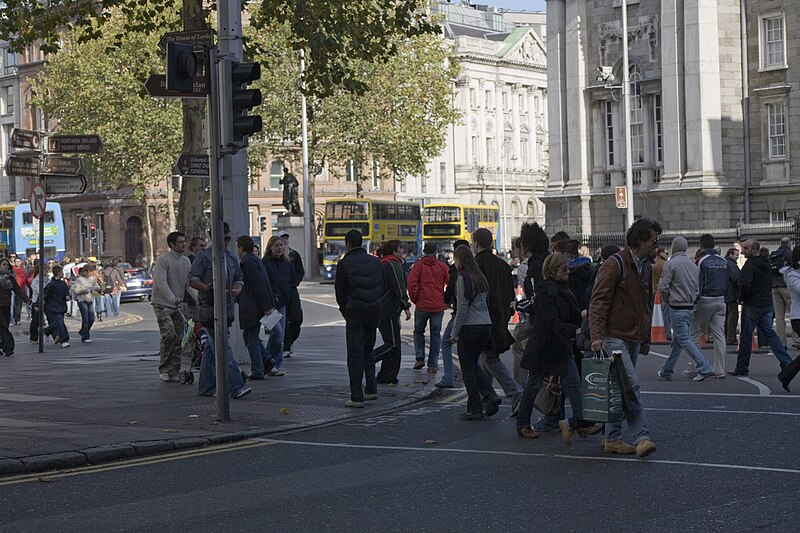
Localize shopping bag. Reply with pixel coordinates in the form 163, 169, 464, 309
581, 352, 624, 423
533, 376, 561, 417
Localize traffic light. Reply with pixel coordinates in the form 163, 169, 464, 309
89, 224, 97, 242
221, 59, 262, 153
259, 216, 267, 233
166, 42, 198, 93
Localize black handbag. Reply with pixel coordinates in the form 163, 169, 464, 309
533, 375, 562, 417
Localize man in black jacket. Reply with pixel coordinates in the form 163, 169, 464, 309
279, 230, 304, 357
472, 228, 522, 407
236, 236, 276, 380
771, 237, 794, 348
724, 247, 741, 345
730, 239, 792, 376
335, 230, 387, 408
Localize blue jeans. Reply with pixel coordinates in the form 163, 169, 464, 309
198, 326, 246, 397
414, 309, 444, 367
604, 336, 652, 444
518, 355, 585, 429
735, 305, 792, 373
345, 317, 379, 402
439, 314, 455, 386
660, 308, 714, 377
661, 300, 672, 340
112, 291, 122, 316
266, 305, 286, 370
243, 324, 269, 376
77, 301, 95, 341
44, 310, 69, 343
456, 325, 493, 414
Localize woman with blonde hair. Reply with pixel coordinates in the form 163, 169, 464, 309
516, 252, 601, 443
262, 235, 301, 374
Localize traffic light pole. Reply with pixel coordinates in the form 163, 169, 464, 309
207, 45, 230, 420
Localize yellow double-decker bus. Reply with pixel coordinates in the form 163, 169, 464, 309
422, 204, 499, 251
321, 198, 421, 281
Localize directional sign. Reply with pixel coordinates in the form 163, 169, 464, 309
158, 29, 214, 51
43, 155, 83, 176
30, 183, 46, 219
144, 74, 207, 98
11, 128, 40, 150
5, 155, 40, 177
47, 135, 102, 154
176, 153, 210, 177
615, 186, 628, 209
43, 175, 87, 195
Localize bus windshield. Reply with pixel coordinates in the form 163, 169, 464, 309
423, 206, 461, 223
325, 201, 370, 220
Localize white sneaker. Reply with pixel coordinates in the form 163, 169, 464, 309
159, 373, 171, 382
61, 342, 70, 348
82, 339, 92, 344
232, 387, 252, 399
269, 368, 285, 376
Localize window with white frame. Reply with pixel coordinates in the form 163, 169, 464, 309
371, 160, 380, 190
653, 94, 663, 165
520, 139, 528, 168
346, 160, 357, 182
3, 86, 13, 115
766, 101, 786, 159
439, 162, 446, 194
770, 210, 787, 223
3, 48, 15, 75
470, 88, 476, 108
485, 138, 494, 167
485, 90, 492, 110
760, 14, 787, 70
269, 161, 283, 190
605, 101, 614, 167
629, 70, 644, 165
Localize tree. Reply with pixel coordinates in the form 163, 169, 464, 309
29, 9, 183, 261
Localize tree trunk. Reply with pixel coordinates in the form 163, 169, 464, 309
176, 0, 209, 240
166, 177, 177, 231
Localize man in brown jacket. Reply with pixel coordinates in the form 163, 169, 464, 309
589, 218, 662, 459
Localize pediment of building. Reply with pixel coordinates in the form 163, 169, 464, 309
498, 28, 547, 67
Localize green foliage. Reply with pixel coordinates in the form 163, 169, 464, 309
29, 9, 183, 198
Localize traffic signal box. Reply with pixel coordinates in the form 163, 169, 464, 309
221, 60, 263, 153
166, 42, 199, 93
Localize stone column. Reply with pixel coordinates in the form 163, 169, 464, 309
546, 0, 567, 188
660, 0, 685, 182
511, 83, 521, 171
458, 77, 473, 166
527, 87, 538, 170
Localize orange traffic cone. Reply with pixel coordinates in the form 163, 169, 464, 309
511, 286, 522, 324
651, 293, 669, 345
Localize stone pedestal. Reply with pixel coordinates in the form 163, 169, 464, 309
276, 215, 313, 278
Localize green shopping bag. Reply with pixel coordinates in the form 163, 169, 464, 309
581, 352, 625, 423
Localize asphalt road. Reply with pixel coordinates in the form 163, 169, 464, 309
2, 380, 799, 532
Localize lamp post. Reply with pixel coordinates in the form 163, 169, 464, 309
621, 0, 634, 228
500, 138, 514, 252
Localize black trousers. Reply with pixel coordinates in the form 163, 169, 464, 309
375, 314, 401, 382
346, 317, 379, 402
284, 291, 303, 351
725, 301, 739, 344
0, 306, 14, 355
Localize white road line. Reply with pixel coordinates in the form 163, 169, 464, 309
738, 377, 773, 396
642, 391, 799, 398
307, 320, 346, 328
300, 297, 340, 310
647, 407, 800, 416
256, 438, 800, 475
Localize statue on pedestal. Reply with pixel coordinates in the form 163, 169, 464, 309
280, 167, 303, 216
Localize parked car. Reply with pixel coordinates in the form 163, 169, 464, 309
120, 268, 153, 302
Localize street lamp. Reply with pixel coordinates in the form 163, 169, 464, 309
500, 138, 514, 252
621, 0, 634, 228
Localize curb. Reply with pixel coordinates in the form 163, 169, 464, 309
11, 312, 143, 338
0, 377, 441, 477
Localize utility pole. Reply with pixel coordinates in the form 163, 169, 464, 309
300, 50, 314, 280
622, 0, 634, 228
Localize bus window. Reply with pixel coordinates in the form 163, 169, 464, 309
325, 201, 369, 220
0, 210, 13, 229
22, 211, 56, 224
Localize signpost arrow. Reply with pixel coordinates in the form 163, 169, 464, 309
11, 128, 40, 151
43, 155, 83, 176
43, 175, 87, 195
158, 29, 214, 51
176, 153, 210, 177
47, 135, 102, 154
5, 155, 40, 177
145, 74, 207, 98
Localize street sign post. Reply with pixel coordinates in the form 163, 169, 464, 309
176, 153, 210, 177
47, 135, 102, 154
30, 182, 46, 219
615, 186, 628, 209
145, 74, 207, 98
158, 29, 214, 51
30, 182, 47, 354
5, 155, 40, 177
43, 175, 87, 194
43, 155, 83, 175
11, 128, 40, 150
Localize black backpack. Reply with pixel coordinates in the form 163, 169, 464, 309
769, 249, 788, 276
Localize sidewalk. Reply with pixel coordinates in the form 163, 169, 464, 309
0, 316, 439, 476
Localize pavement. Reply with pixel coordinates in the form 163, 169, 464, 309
0, 297, 441, 476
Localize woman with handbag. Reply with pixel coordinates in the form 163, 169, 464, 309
450, 246, 499, 421
262, 235, 298, 375
516, 253, 600, 442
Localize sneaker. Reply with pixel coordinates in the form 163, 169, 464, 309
29, 339, 38, 344
269, 368, 285, 376
345, 400, 365, 408
426, 366, 439, 374
459, 411, 484, 421
82, 339, 92, 344
232, 387, 252, 399
363, 393, 378, 401
283, 350, 292, 359
635, 439, 657, 458
657, 370, 671, 381
159, 373, 178, 383
61, 342, 70, 348
510, 396, 521, 418
412, 360, 425, 370
715, 373, 726, 379
693, 372, 714, 382
603, 439, 636, 455
682, 368, 697, 378
559, 420, 574, 446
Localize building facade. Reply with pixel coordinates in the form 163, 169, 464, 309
397, 2, 549, 251
545, 0, 800, 234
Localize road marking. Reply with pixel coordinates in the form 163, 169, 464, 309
0, 440, 274, 486
738, 377, 772, 396
300, 297, 340, 310
647, 407, 800, 417
642, 391, 798, 398
308, 320, 346, 328
0, 393, 67, 402
257, 438, 800, 475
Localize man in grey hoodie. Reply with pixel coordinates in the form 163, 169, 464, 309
657, 237, 716, 381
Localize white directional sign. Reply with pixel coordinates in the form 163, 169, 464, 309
30, 182, 46, 219
44, 175, 87, 194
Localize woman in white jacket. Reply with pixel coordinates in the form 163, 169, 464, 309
778, 245, 800, 392
72, 265, 101, 343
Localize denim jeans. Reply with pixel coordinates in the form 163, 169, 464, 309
345, 317, 379, 402
511, 318, 531, 388
413, 309, 444, 367
691, 297, 726, 374
243, 324, 269, 376
112, 291, 122, 317
517, 354, 585, 430
375, 314, 401, 382
439, 314, 455, 386
735, 305, 792, 373
480, 349, 522, 398
456, 324, 493, 414
660, 308, 714, 377
198, 326, 245, 397
94, 296, 104, 318
661, 300, 672, 340
266, 305, 286, 370
604, 336, 652, 444
77, 300, 95, 341
44, 310, 69, 343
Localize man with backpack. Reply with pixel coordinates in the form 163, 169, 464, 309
770, 237, 794, 349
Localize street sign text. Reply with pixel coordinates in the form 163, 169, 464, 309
43, 155, 83, 176
44, 175, 87, 195
47, 135, 102, 154
176, 153, 210, 177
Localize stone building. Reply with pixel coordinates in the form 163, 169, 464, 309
544, 0, 800, 234
397, 2, 549, 251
